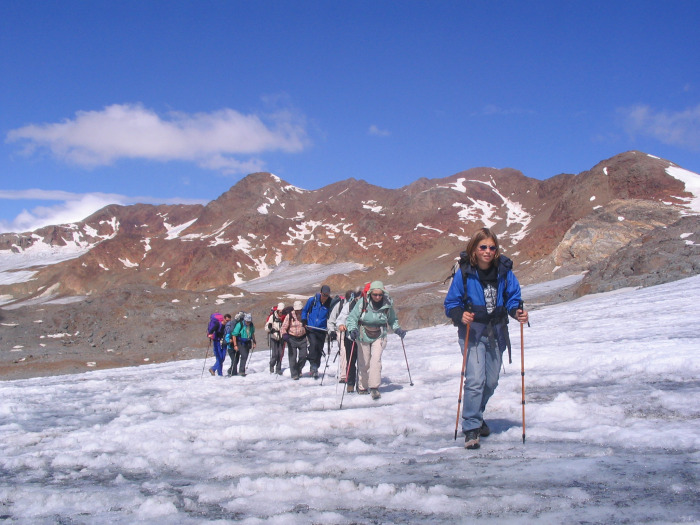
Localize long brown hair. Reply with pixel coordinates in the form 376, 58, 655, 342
465, 228, 500, 267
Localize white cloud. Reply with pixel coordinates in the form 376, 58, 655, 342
368, 124, 391, 137
0, 189, 206, 234
618, 104, 700, 151
6, 103, 310, 174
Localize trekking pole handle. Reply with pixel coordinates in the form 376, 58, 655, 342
518, 300, 531, 327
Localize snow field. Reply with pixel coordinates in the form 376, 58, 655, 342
0, 276, 699, 523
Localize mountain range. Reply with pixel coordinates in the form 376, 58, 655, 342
1, 150, 699, 379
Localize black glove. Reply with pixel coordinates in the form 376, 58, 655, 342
348, 329, 359, 341
395, 328, 407, 339
301, 319, 307, 327
329, 331, 338, 342
267, 323, 272, 331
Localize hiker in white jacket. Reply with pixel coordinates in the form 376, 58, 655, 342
328, 289, 359, 392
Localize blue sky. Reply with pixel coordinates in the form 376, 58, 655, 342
1, 1, 699, 233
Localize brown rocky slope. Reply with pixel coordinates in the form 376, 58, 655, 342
1, 150, 698, 380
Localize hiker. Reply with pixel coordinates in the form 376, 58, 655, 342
281, 300, 308, 380
444, 227, 529, 449
346, 281, 406, 399
265, 302, 286, 375
207, 313, 230, 376
328, 289, 358, 392
225, 312, 244, 376
301, 285, 333, 379
231, 313, 256, 377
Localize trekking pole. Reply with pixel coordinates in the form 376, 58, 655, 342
244, 343, 254, 374
519, 300, 526, 444
454, 302, 472, 440
281, 341, 286, 376
201, 338, 212, 378
400, 338, 414, 386
339, 340, 356, 409
320, 335, 333, 385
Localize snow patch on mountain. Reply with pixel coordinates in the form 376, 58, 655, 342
452, 200, 498, 228
238, 261, 366, 293
362, 200, 384, 214
666, 165, 700, 213
164, 218, 197, 239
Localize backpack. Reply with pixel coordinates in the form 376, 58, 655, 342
281, 305, 294, 316
349, 282, 372, 319
224, 320, 236, 345
208, 313, 224, 334
267, 306, 286, 341
328, 295, 342, 314
443, 251, 468, 284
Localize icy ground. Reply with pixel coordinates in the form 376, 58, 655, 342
1, 276, 699, 523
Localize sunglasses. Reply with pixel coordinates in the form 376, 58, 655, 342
478, 245, 497, 252
370, 293, 384, 298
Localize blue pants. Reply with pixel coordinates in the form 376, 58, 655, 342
210, 339, 226, 376
459, 334, 502, 433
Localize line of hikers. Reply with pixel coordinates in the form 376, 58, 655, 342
206, 228, 530, 448
207, 281, 405, 400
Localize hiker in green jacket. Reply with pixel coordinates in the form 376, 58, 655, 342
346, 281, 406, 400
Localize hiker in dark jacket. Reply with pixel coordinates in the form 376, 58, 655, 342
225, 312, 244, 376
281, 301, 307, 380
231, 313, 256, 377
301, 285, 333, 379
207, 313, 230, 376
444, 228, 528, 450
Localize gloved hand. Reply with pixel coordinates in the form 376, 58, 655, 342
395, 328, 407, 339
348, 329, 359, 341
301, 319, 307, 327
282, 333, 290, 341
329, 331, 338, 342
267, 323, 272, 331
207, 333, 214, 340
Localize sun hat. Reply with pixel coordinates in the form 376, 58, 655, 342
369, 281, 385, 292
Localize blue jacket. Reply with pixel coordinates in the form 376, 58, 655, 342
302, 293, 332, 331
444, 255, 522, 358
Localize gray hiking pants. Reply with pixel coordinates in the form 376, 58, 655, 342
286, 335, 308, 377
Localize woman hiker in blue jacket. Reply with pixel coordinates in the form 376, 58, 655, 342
444, 228, 528, 449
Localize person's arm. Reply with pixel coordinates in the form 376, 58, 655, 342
301, 297, 313, 324
444, 271, 467, 324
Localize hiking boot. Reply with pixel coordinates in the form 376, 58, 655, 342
276, 369, 283, 375
270, 366, 274, 374
312, 370, 319, 380
358, 389, 369, 395
464, 429, 480, 449
208, 368, 215, 376
292, 374, 300, 380
339, 378, 346, 384
480, 421, 491, 437
370, 388, 381, 400
346, 384, 354, 393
